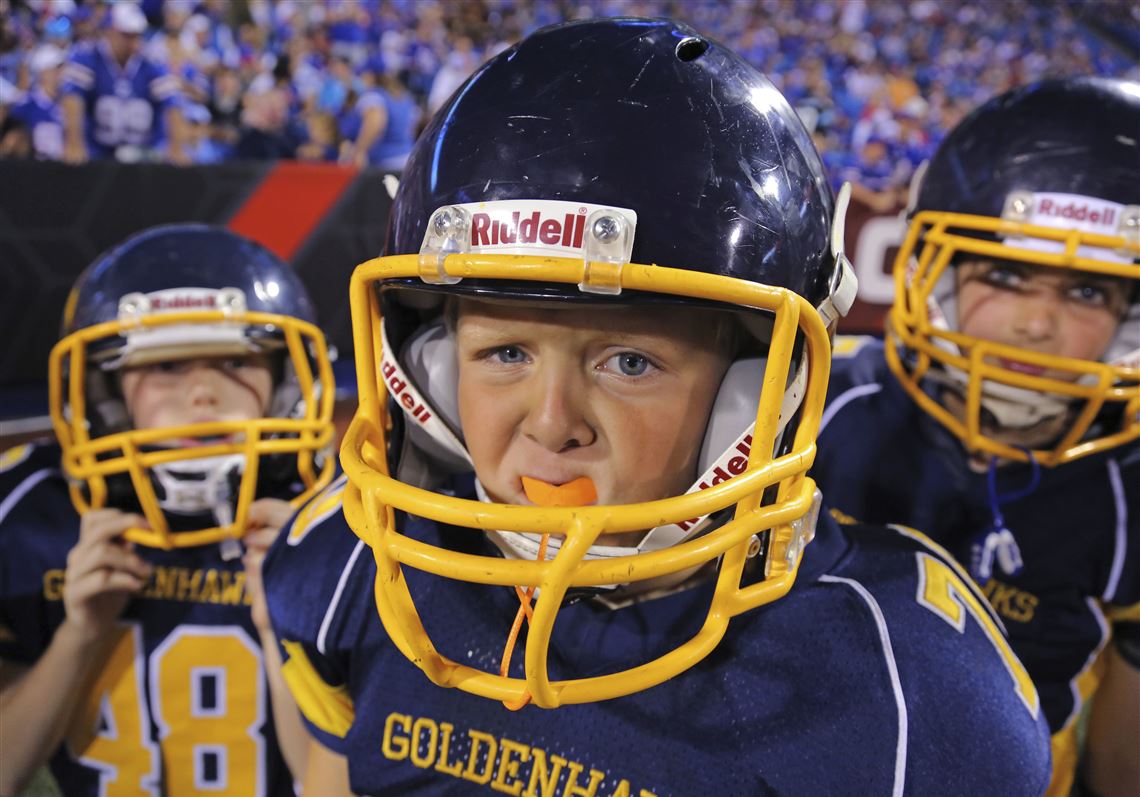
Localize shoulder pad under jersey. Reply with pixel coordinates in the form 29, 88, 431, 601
822, 521, 1051, 794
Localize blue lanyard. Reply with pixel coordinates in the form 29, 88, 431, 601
969, 450, 1041, 582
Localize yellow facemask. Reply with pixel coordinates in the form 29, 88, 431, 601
50, 306, 337, 549
887, 209, 1140, 466
340, 248, 837, 708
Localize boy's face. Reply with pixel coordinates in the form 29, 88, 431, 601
956, 259, 1130, 380
455, 299, 734, 511
120, 354, 273, 434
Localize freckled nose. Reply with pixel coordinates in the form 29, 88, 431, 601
521, 369, 596, 453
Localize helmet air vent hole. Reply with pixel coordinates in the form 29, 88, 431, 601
675, 37, 709, 62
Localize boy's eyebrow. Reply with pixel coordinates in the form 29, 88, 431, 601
458, 319, 699, 350
971, 259, 1133, 289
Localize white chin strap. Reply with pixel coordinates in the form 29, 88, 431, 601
925, 363, 1073, 429
383, 321, 808, 566
152, 453, 244, 526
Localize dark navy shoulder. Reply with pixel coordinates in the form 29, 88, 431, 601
1099, 443, 1140, 607
0, 440, 73, 537
0, 440, 74, 664
263, 475, 374, 658
0, 439, 63, 490
827, 335, 890, 392
819, 336, 918, 437
821, 520, 1052, 794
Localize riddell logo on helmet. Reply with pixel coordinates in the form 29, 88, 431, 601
471, 209, 587, 249
380, 357, 433, 422
1035, 198, 1116, 226
676, 434, 754, 532
150, 294, 218, 310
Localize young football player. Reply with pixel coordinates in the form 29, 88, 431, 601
812, 77, 1139, 797
264, 19, 1052, 796
0, 224, 336, 795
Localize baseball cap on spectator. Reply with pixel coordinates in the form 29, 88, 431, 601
30, 45, 67, 74
44, 16, 74, 41
110, 3, 148, 35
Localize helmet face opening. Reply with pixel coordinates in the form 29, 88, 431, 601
342, 250, 831, 707
52, 310, 336, 549
887, 78, 1140, 467
50, 224, 337, 549
338, 17, 854, 707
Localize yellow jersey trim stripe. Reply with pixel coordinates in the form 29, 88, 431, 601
281, 639, 355, 738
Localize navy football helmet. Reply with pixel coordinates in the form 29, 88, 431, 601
339, 18, 856, 706
889, 77, 1140, 465
51, 224, 336, 549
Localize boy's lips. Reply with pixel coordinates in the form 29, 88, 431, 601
997, 358, 1048, 377
177, 433, 238, 446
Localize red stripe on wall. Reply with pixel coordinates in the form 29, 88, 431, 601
227, 162, 358, 260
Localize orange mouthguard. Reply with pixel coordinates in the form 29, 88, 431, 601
521, 476, 598, 507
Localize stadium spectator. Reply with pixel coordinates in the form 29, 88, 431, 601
59, 2, 189, 164
1, 0, 1133, 185
339, 62, 419, 169
295, 109, 339, 162
236, 52, 297, 160
204, 64, 242, 157
4, 44, 65, 160
425, 34, 477, 117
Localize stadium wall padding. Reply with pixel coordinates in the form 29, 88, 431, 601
0, 160, 901, 426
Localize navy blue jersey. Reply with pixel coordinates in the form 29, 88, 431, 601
264, 475, 1051, 796
814, 336, 1140, 790
0, 442, 296, 796
60, 41, 181, 157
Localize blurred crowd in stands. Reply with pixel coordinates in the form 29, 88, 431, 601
1, 0, 1136, 204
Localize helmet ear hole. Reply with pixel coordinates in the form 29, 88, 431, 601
675, 36, 708, 62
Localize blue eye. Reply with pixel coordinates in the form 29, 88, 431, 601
982, 266, 1024, 289
610, 352, 650, 376
494, 346, 527, 364
1067, 283, 1109, 307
